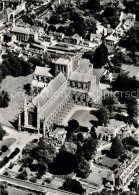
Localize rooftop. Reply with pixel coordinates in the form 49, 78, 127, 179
69, 72, 93, 83
96, 126, 116, 135
11, 26, 36, 35
77, 59, 93, 74
54, 58, 70, 65
34, 66, 53, 77
32, 72, 66, 108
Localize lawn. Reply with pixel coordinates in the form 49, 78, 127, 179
99, 156, 119, 168
108, 119, 125, 127
70, 110, 97, 129
0, 138, 16, 149
7, 186, 29, 195
0, 138, 16, 160
87, 166, 112, 185
0, 75, 32, 127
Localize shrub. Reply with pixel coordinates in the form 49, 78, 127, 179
2, 145, 8, 152
29, 177, 37, 183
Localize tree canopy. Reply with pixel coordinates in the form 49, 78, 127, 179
32, 138, 56, 166
0, 90, 10, 108
97, 107, 110, 126
110, 136, 125, 158
1, 51, 33, 79
93, 44, 108, 68
61, 178, 86, 195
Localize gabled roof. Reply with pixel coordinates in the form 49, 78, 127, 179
54, 58, 70, 65
34, 66, 53, 77
69, 71, 93, 83
32, 72, 66, 108
11, 26, 30, 34
96, 126, 116, 135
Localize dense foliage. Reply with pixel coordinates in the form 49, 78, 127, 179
61, 178, 85, 195
0, 51, 33, 81
0, 90, 10, 108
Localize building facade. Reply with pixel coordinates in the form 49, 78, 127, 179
18, 56, 97, 135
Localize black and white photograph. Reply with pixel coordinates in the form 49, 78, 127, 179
0, 0, 139, 195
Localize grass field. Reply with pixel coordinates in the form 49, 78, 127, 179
0, 75, 32, 127
70, 110, 97, 129
0, 138, 16, 148
7, 186, 29, 195
87, 166, 112, 185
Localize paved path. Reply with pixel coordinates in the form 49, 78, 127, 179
0, 125, 41, 174
0, 175, 78, 195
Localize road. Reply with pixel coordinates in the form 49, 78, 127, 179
0, 175, 78, 195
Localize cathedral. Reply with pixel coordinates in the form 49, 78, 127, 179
18, 56, 97, 135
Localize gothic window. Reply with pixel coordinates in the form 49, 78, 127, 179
28, 112, 34, 126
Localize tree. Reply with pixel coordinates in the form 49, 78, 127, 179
22, 156, 33, 167
57, 26, 65, 33
126, 96, 138, 125
29, 57, 43, 68
85, 0, 100, 12
16, 171, 27, 180
0, 188, 8, 195
123, 136, 138, 151
1, 145, 8, 153
76, 158, 91, 178
0, 125, 6, 140
93, 44, 108, 68
90, 126, 97, 139
48, 25, 56, 32
102, 95, 117, 113
61, 178, 86, 195
67, 120, 79, 134
48, 14, 61, 24
110, 136, 125, 158
111, 72, 139, 99
0, 90, 10, 108
98, 107, 110, 126
49, 149, 76, 175
29, 176, 36, 183
119, 22, 139, 52
77, 133, 84, 143
111, 56, 122, 73
1, 51, 32, 78
33, 138, 56, 166
103, 7, 119, 28
82, 137, 98, 161
61, 142, 77, 155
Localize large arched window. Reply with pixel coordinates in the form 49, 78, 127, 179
28, 112, 34, 126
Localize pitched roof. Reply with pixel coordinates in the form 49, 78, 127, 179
77, 59, 93, 73
32, 72, 66, 108
96, 126, 116, 135
54, 58, 70, 65
11, 26, 31, 34
69, 72, 93, 83
34, 66, 53, 77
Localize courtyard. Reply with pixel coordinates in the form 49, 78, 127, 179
63, 106, 98, 129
